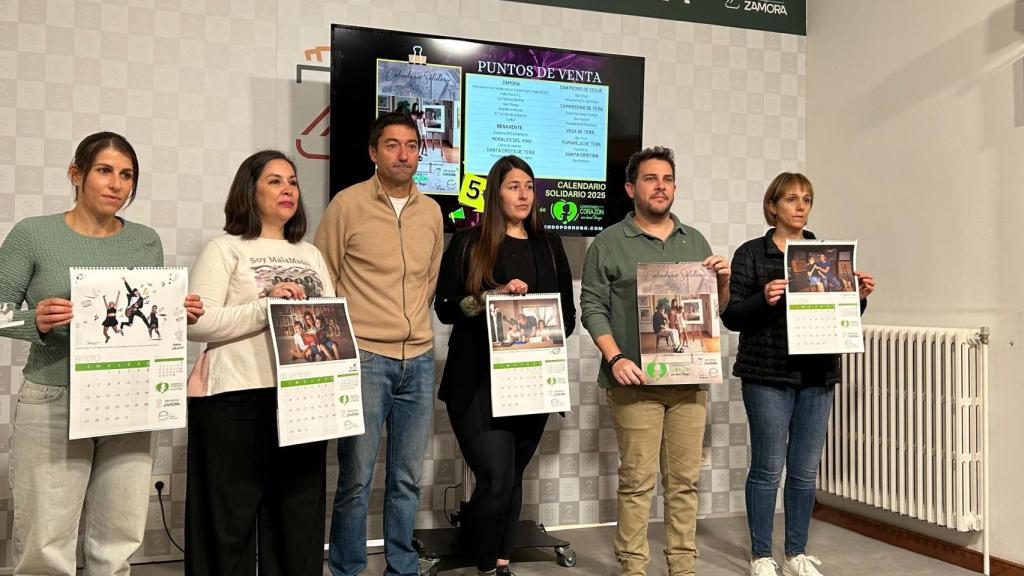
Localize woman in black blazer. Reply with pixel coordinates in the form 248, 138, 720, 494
435, 155, 575, 576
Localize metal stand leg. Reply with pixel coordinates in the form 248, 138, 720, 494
414, 447, 576, 570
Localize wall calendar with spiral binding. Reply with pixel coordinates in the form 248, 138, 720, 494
69, 267, 188, 439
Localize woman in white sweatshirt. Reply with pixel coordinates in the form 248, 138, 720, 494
185, 150, 334, 576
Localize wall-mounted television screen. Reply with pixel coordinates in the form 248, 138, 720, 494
330, 24, 644, 236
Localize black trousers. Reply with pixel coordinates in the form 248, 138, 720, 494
121, 309, 149, 329
185, 388, 326, 576
447, 390, 548, 571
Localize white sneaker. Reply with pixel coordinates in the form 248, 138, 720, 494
782, 554, 824, 576
750, 557, 781, 576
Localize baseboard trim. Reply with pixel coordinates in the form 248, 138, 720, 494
812, 502, 1024, 575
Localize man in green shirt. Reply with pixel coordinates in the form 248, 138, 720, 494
581, 146, 730, 576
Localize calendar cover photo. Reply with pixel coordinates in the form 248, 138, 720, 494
71, 269, 188, 349
485, 293, 571, 417
488, 296, 565, 350
784, 240, 864, 355
785, 243, 857, 293
68, 267, 189, 439
268, 298, 365, 447
637, 262, 723, 385
270, 301, 357, 366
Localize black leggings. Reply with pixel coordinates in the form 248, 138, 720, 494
447, 390, 548, 572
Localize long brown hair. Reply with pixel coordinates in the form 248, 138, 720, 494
465, 155, 543, 301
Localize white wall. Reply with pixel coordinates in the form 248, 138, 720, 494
0, 0, 805, 566
807, 0, 1024, 564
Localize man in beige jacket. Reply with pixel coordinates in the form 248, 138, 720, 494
314, 112, 444, 576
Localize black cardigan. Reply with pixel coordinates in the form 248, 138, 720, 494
720, 228, 866, 387
435, 226, 576, 413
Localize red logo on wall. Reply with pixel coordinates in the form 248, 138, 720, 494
295, 45, 331, 160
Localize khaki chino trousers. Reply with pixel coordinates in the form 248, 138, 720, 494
607, 386, 707, 576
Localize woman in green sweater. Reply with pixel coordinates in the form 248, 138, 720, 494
0, 132, 203, 575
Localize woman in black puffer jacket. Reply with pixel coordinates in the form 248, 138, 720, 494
721, 173, 875, 576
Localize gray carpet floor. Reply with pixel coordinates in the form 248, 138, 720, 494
129, 515, 976, 575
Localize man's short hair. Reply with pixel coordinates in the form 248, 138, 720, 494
625, 146, 675, 185
368, 112, 421, 149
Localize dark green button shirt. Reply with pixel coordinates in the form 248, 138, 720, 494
580, 212, 712, 388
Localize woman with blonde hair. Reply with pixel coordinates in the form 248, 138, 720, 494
722, 173, 875, 576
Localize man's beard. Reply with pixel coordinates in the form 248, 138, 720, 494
637, 199, 672, 218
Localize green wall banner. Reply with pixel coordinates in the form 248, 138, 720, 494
505, 0, 806, 36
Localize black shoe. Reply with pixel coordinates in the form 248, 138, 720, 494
496, 567, 516, 576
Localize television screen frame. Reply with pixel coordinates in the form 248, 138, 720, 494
329, 23, 645, 236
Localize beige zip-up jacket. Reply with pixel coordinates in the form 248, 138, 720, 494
314, 175, 444, 360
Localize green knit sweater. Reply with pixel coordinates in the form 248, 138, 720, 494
0, 213, 163, 386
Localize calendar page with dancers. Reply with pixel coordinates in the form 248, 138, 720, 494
486, 293, 571, 417
784, 240, 864, 355
69, 267, 188, 439
636, 262, 723, 385
268, 298, 364, 447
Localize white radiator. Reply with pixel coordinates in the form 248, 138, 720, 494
818, 325, 989, 536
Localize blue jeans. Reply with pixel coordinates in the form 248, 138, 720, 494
329, 349, 434, 576
742, 381, 834, 558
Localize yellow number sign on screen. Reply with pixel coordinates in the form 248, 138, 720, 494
459, 173, 487, 213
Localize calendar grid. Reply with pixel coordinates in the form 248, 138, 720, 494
0, 0, 804, 564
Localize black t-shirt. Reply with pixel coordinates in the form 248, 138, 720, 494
495, 235, 537, 288
653, 310, 666, 332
